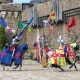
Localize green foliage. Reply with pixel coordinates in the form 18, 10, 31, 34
0, 25, 5, 51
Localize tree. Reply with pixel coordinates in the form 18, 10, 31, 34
0, 25, 5, 51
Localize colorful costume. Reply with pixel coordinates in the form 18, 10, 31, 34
14, 43, 28, 65
10, 35, 20, 57
64, 44, 75, 62
0, 43, 28, 66
48, 49, 66, 67
0, 48, 12, 66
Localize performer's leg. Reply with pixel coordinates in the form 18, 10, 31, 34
73, 63, 78, 71
15, 64, 19, 69
57, 65, 64, 71
69, 63, 73, 69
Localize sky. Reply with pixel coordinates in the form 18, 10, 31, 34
13, 0, 30, 3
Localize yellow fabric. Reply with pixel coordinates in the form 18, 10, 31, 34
51, 16, 56, 20
48, 49, 66, 67
70, 43, 77, 48
48, 58, 55, 64
56, 49, 66, 67
57, 57, 66, 67
56, 49, 64, 54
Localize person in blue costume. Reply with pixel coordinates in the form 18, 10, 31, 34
0, 43, 28, 70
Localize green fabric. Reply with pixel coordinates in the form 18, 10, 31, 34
18, 21, 33, 32
18, 21, 24, 29
27, 26, 33, 32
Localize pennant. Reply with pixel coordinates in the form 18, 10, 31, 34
70, 16, 76, 27
50, 12, 56, 20
35, 29, 41, 63
49, 25, 54, 33
67, 16, 76, 32
18, 21, 24, 29
28, 26, 33, 32
0, 17, 9, 29
48, 12, 56, 21
18, 17, 34, 39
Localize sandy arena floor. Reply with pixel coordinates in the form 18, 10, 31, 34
0, 60, 80, 80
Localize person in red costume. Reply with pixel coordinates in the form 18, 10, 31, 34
64, 43, 78, 71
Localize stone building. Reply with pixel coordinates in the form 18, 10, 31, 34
0, 0, 80, 48
0, 0, 13, 3
30, 0, 49, 3
22, 0, 80, 48
0, 0, 22, 43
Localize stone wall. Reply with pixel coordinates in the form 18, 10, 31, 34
0, 0, 80, 48
61, 0, 80, 11
22, 0, 80, 21
0, 3, 22, 43
0, 3, 22, 11
22, 1, 52, 21
0, 0, 13, 3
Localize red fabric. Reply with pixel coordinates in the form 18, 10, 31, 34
10, 46, 15, 52
69, 52, 75, 57
67, 16, 76, 32
57, 54, 65, 57
15, 52, 21, 59
45, 47, 50, 53
50, 12, 56, 16
47, 12, 56, 21
49, 25, 54, 33
35, 42, 40, 61
10, 44, 18, 52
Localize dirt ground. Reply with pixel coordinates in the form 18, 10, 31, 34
0, 60, 80, 80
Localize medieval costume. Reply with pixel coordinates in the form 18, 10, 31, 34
10, 35, 20, 57
0, 48, 12, 66
64, 43, 78, 70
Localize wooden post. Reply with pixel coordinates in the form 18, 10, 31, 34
41, 48, 48, 68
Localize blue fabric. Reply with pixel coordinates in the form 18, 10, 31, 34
0, 43, 28, 66
14, 51, 22, 65
4, 52, 12, 66
14, 43, 28, 65
64, 47, 68, 54
0, 17, 7, 28
0, 49, 8, 64
0, 48, 12, 65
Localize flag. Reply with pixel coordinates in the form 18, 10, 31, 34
18, 17, 34, 39
35, 29, 41, 63
27, 26, 33, 32
50, 12, 56, 20
67, 16, 76, 32
0, 17, 8, 29
70, 16, 76, 27
48, 12, 56, 21
0, 17, 16, 33
49, 25, 54, 33
18, 21, 24, 29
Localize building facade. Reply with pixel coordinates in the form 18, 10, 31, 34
0, 0, 80, 48
30, 0, 49, 3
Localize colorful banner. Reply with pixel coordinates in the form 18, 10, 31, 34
35, 29, 41, 63
18, 17, 34, 39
